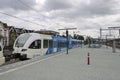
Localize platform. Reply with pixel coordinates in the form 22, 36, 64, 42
0, 46, 120, 80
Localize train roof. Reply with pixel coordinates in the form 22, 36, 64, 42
19, 33, 82, 41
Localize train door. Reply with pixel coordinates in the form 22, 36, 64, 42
53, 40, 57, 52
43, 39, 54, 55
28, 40, 42, 58
43, 39, 49, 55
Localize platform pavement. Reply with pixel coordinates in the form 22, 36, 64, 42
0, 46, 120, 80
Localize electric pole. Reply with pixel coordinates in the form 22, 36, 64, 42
59, 28, 77, 54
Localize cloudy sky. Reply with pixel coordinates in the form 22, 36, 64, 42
0, 0, 120, 38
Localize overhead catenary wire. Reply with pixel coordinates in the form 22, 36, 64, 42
16, 0, 38, 12
0, 11, 45, 26
16, 0, 46, 19
0, 0, 46, 28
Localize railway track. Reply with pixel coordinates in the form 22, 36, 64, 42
105, 38, 120, 49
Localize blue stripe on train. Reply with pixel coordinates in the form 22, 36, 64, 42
45, 35, 83, 55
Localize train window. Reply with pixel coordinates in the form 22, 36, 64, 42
58, 41, 67, 47
43, 39, 48, 48
15, 34, 31, 47
64, 42, 67, 47
54, 41, 57, 48
63, 42, 67, 47
0, 46, 1, 51
29, 40, 41, 49
58, 41, 60, 48
49, 40, 53, 48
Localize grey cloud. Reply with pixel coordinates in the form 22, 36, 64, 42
0, 0, 36, 10
48, 0, 118, 19
43, 0, 73, 11
79, 0, 117, 16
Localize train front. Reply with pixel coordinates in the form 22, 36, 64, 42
13, 33, 31, 60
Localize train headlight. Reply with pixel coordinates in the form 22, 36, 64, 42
21, 49, 27, 52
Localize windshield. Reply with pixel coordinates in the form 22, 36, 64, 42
15, 34, 31, 47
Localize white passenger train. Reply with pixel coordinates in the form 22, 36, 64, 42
0, 43, 5, 65
13, 33, 82, 60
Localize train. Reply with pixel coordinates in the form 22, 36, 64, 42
0, 42, 5, 65
13, 33, 82, 60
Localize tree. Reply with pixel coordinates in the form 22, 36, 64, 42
84, 36, 92, 45
73, 34, 84, 40
77, 35, 84, 40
